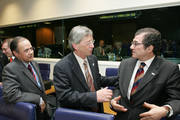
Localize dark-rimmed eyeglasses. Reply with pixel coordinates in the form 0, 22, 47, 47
131, 41, 143, 46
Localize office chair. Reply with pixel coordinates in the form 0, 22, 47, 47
105, 68, 118, 76
54, 107, 114, 120
0, 85, 36, 120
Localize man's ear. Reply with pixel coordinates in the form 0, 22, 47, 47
72, 43, 78, 51
147, 45, 154, 52
13, 51, 18, 58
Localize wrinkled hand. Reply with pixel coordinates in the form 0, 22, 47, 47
139, 102, 168, 120
96, 87, 113, 102
110, 96, 127, 112
40, 100, 46, 113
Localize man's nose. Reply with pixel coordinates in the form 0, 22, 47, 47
130, 44, 135, 50
90, 44, 94, 48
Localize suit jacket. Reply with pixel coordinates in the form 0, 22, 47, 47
53, 52, 117, 112
0, 51, 8, 82
113, 56, 180, 120
2, 58, 50, 111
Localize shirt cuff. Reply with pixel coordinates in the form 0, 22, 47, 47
164, 105, 173, 117
39, 97, 43, 105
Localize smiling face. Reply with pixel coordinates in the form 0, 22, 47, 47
130, 33, 154, 61
13, 39, 34, 63
73, 34, 94, 59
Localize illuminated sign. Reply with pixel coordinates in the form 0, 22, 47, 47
99, 11, 141, 20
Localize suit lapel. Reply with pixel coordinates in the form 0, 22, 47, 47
17, 60, 43, 91
31, 61, 45, 91
133, 56, 160, 94
122, 59, 137, 98
70, 53, 90, 91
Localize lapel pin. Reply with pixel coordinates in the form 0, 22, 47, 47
92, 63, 94, 66
151, 72, 155, 76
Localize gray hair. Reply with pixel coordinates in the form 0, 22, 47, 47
68, 25, 93, 51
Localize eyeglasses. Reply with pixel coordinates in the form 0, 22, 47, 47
131, 41, 143, 46
84, 40, 95, 46
24, 47, 35, 53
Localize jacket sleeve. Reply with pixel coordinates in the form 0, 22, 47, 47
93, 55, 118, 88
165, 65, 180, 115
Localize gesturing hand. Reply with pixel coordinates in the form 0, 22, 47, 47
139, 102, 169, 120
110, 96, 128, 112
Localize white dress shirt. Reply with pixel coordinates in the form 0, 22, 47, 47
73, 52, 94, 82
127, 56, 155, 99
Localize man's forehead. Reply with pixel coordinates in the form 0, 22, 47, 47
18, 40, 31, 49
2, 42, 8, 47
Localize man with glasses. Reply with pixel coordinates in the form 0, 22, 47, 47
2, 36, 52, 120
53, 25, 118, 112
111, 28, 180, 120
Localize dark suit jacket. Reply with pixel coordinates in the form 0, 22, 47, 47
113, 56, 180, 120
53, 52, 118, 112
2, 58, 52, 117
0, 51, 8, 82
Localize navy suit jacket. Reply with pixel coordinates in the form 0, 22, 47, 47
113, 56, 180, 120
53, 52, 118, 112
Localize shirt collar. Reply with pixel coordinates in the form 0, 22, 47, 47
23, 62, 31, 68
73, 52, 87, 64
137, 56, 155, 68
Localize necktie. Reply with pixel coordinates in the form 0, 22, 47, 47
83, 60, 95, 92
131, 62, 146, 95
28, 64, 37, 81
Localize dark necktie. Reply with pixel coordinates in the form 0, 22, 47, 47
131, 62, 146, 95
28, 64, 37, 81
83, 60, 95, 92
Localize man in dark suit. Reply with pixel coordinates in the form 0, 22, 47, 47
53, 25, 117, 112
111, 28, 180, 120
2, 36, 51, 120
0, 50, 8, 84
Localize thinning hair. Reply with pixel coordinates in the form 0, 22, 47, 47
10, 36, 29, 53
68, 25, 93, 51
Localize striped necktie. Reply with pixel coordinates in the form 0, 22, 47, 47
28, 64, 37, 81
131, 62, 146, 95
83, 60, 95, 92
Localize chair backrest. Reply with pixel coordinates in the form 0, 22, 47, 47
54, 107, 114, 120
0, 85, 2, 97
0, 86, 36, 120
105, 68, 118, 76
38, 63, 50, 80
